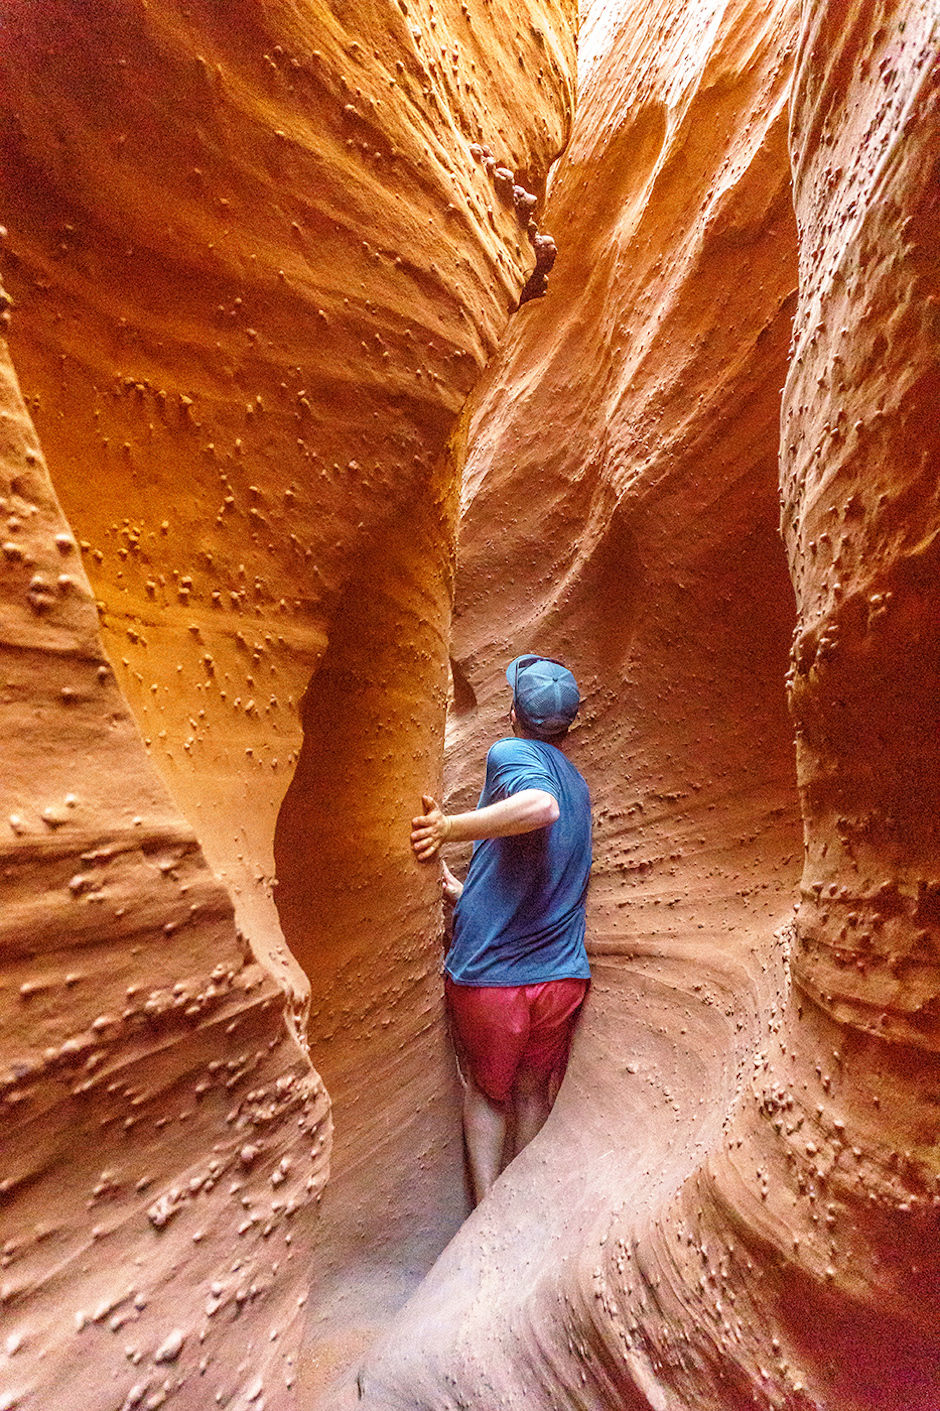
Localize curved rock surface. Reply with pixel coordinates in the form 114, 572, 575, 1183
2, 0, 939, 1407
358, 0, 940, 1408
0, 1, 577, 1407
0, 319, 329, 1411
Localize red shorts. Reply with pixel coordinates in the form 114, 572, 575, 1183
445, 975, 589, 1105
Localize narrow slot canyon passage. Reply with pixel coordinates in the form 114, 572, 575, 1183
1, 2, 938, 1411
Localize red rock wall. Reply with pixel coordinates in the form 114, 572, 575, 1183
2, 0, 937, 1405
0, 324, 329, 1411
0, 1, 578, 1406
358, 1, 940, 1408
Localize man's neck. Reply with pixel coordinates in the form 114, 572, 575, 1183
512, 726, 565, 747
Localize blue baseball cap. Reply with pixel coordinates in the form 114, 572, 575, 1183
506, 654, 580, 737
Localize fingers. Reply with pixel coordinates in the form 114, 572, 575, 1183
412, 794, 444, 863
411, 819, 440, 861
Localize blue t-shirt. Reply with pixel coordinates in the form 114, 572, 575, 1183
446, 736, 592, 987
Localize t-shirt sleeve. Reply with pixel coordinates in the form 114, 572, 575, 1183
484, 739, 559, 802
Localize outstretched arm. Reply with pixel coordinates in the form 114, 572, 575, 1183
411, 789, 559, 862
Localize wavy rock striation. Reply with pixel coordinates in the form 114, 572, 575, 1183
359, 0, 940, 1408
0, 318, 329, 1411
2, 0, 938, 1405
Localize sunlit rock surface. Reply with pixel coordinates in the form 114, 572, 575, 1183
358, 1, 940, 1409
0, 321, 329, 1411
2, 0, 938, 1406
0, 1, 577, 1407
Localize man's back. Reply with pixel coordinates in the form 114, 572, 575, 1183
446, 736, 592, 987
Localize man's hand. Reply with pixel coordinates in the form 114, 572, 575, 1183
441, 860, 464, 905
412, 788, 559, 860
411, 793, 450, 861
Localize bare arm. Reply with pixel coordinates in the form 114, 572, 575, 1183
411, 790, 559, 862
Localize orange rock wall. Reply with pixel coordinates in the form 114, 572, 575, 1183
0, 0, 578, 1406
0, 328, 329, 1411
2, 0, 938, 1406
359, 0, 940, 1408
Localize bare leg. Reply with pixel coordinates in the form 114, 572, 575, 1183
512, 1065, 552, 1157
463, 1075, 508, 1204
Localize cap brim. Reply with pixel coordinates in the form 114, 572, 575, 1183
506, 654, 540, 689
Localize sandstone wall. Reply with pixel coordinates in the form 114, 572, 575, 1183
3, 0, 937, 1404
358, 0, 940, 1408
0, 319, 329, 1411
0, 1, 578, 1406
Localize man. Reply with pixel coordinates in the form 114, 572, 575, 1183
410, 654, 591, 1204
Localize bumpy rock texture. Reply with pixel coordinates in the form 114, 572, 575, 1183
0, 329, 330, 1411
2, 0, 939, 1408
0, 1, 577, 1408
358, 0, 940, 1409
